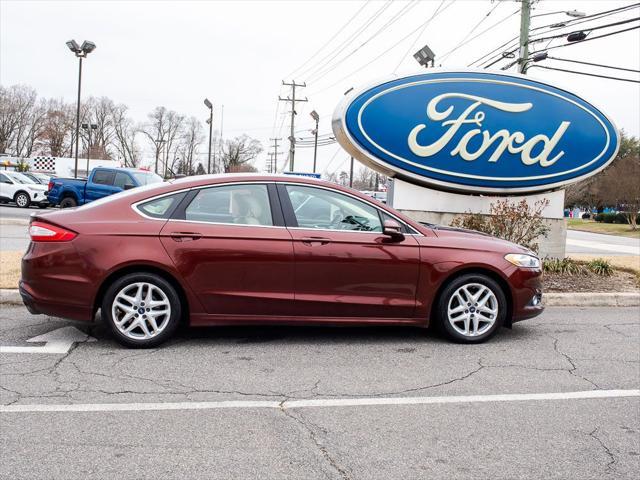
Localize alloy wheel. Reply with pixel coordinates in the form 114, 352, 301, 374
111, 282, 172, 340
15, 193, 29, 207
447, 282, 498, 337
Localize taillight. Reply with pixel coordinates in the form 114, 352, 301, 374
47, 180, 54, 191
29, 221, 77, 242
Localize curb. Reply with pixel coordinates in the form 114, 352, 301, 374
0, 218, 29, 226
543, 292, 640, 307
0, 289, 22, 305
1, 289, 638, 307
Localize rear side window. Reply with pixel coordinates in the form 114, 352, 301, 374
184, 184, 273, 226
137, 192, 186, 219
93, 170, 115, 185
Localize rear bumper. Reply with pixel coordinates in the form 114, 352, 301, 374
19, 280, 94, 322
20, 242, 96, 322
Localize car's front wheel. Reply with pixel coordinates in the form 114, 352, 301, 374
14, 192, 31, 208
435, 273, 507, 344
102, 273, 182, 348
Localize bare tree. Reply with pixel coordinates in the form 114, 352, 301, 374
109, 103, 140, 167
221, 134, 262, 172
566, 132, 640, 229
0, 85, 38, 154
37, 98, 75, 157
178, 116, 204, 174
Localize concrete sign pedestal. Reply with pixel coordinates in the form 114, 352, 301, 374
389, 179, 566, 258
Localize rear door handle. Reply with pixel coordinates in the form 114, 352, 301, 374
170, 232, 202, 242
301, 236, 331, 246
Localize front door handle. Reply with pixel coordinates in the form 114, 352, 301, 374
170, 232, 202, 242
301, 236, 331, 246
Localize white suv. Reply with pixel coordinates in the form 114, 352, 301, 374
0, 171, 49, 208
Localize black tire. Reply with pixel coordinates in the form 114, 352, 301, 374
14, 192, 31, 208
102, 272, 182, 348
435, 273, 507, 344
38, 204, 48, 209
60, 196, 78, 208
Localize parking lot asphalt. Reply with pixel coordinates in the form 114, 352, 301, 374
1, 306, 638, 479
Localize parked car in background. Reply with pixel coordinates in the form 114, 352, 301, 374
361, 190, 387, 203
0, 171, 49, 208
22, 172, 52, 185
47, 167, 163, 208
22, 174, 543, 348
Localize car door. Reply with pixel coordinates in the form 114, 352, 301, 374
159, 182, 296, 317
85, 169, 118, 202
278, 183, 421, 319
0, 173, 16, 201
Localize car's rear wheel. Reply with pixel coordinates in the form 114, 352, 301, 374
14, 192, 30, 208
102, 273, 182, 348
60, 197, 77, 208
435, 273, 506, 344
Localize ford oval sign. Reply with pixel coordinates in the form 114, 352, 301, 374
332, 71, 620, 193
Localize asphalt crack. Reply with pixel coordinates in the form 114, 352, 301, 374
549, 334, 601, 389
280, 401, 352, 480
587, 427, 617, 474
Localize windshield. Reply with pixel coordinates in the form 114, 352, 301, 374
131, 171, 163, 185
6, 172, 37, 184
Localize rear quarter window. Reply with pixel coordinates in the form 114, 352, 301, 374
136, 192, 186, 219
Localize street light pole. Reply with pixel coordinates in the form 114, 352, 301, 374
74, 57, 83, 178
204, 98, 213, 174
66, 40, 96, 179
310, 110, 319, 174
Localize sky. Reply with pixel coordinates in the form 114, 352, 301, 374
1, 0, 639, 175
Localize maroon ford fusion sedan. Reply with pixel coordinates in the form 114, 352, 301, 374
20, 174, 543, 348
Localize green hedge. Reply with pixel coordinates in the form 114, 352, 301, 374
594, 212, 640, 224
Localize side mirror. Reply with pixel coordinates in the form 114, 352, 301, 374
383, 219, 404, 240
123, 184, 135, 190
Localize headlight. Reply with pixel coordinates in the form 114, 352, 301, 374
504, 253, 540, 268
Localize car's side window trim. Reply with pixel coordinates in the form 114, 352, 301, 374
279, 182, 420, 235
169, 182, 283, 228
276, 183, 299, 228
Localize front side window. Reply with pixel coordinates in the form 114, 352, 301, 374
184, 184, 273, 226
6, 172, 35, 184
0, 173, 12, 184
93, 170, 115, 185
114, 172, 134, 189
285, 185, 382, 232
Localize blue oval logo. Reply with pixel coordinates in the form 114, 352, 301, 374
332, 71, 619, 193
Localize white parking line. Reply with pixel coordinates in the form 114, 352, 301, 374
2, 389, 638, 413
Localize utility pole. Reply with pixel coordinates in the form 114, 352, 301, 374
518, 0, 532, 74
269, 137, 281, 173
349, 156, 354, 188
266, 152, 275, 173
279, 80, 307, 171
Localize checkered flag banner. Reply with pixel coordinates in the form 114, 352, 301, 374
32, 156, 57, 172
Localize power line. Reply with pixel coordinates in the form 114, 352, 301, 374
530, 24, 640, 54
393, 0, 447, 73
307, 0, 420, 84
299, 1, 393, 81
307, 0, 456, 97
544, 56, 640, 74
471, 2, 640, 68
285, 0, 371, 79
439, 1, 503, 63
527, 64, 640, 83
